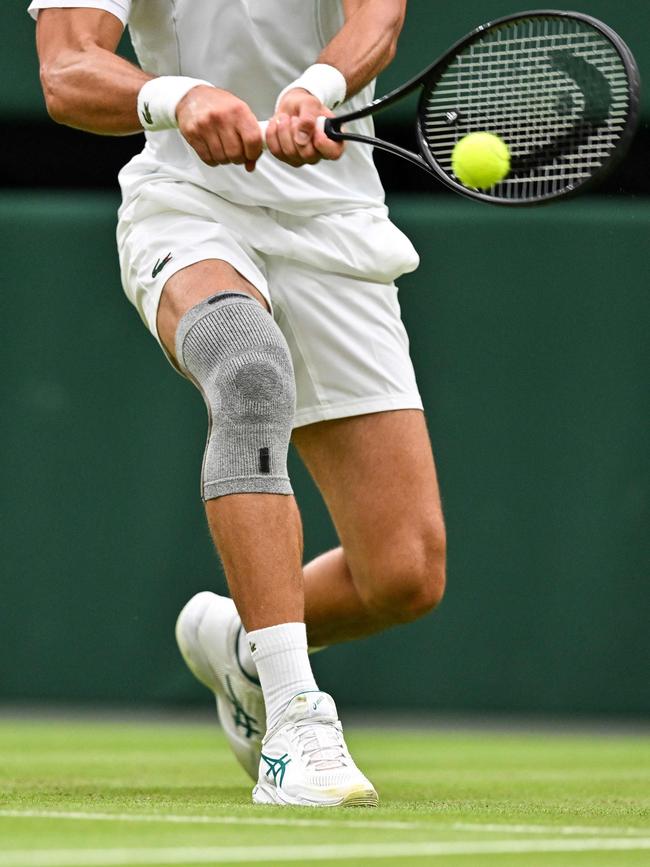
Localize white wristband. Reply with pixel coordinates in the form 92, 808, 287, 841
137, 76, 215, 131
274, 63, 347, 113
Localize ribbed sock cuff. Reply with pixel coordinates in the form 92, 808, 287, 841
248, 621, 308, 660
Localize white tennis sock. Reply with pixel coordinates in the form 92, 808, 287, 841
246, 622, 318, 732
236, 622, 325, 682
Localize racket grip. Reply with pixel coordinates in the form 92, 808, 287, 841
258, 120, 269, 150
257, 116, 328, 151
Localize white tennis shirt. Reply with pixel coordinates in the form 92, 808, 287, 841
29, 0, 387, 216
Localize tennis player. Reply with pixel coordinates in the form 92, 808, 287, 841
30, 0, 446, 807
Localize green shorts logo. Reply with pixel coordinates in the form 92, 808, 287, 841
152, 252, 173, 278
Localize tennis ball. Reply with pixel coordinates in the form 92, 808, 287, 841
451, 132, 510, 189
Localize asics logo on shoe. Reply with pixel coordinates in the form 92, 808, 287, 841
225, 675, 261, 739
261, 752, 291, 787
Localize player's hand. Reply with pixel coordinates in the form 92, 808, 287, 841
176, 85, 263, 172
265, 90, 345, 167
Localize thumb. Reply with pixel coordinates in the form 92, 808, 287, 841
295, 107, 316, 146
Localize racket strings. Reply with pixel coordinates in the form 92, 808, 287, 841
422, 16, 632, 201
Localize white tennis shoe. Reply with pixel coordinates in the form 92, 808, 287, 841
175, 591, 265, 781
252, 691, 378, 807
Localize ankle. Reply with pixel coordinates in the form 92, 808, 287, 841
247, 622, 318, 731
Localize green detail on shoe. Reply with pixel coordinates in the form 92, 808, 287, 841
261, 752, 291, 787
225, 675, 261, 739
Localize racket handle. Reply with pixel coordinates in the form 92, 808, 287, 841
258, 120, 269, 150
257, 116, 328, 151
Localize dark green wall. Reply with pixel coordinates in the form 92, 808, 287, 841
381, 1, 650, 123
5, 2, 650, 120
1, 192, 647, 715
1, 6, 135, 119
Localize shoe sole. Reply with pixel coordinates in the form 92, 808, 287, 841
340, 789, 379, 807
253, 781, 379, 808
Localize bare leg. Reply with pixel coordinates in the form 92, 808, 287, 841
206, 495, 304, 629
293, 410, 446, 646
158, 260, 304, 631
160, 266, 443, 642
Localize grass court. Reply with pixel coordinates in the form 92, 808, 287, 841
0, 716, 648, 866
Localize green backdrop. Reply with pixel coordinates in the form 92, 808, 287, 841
1, 191, 647, 715
5, 1, 650, 121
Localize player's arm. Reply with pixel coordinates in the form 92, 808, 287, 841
322, 0, 407, 97
35, 8, 263, 169
266, 0, 406, 166
36, 8, 145, 134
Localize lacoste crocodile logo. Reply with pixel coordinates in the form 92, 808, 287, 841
152, 252, 173, 278
142, 101, 154, 125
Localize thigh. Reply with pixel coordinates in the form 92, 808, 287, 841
157, 259, 267, 364
292, 409, 445, 589
118, 184, 272, 369
268, 259, 423, 429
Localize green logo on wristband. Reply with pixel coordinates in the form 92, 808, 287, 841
142, 102, 154, 125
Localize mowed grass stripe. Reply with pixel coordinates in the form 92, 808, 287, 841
1, 809, 648, 837
2, 720, 648, 865
0, 809, 414, 831
1, 838, 650, 866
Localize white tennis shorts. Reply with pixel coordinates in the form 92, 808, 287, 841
117, 179, 424, 428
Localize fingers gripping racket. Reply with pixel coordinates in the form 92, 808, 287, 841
266, 10, 640, 205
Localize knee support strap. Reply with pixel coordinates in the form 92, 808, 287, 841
175, 293, 295, 499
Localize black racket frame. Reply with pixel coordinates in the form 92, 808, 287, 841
323, 9, 641, 205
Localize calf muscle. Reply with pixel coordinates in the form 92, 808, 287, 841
294, 410, 446, 644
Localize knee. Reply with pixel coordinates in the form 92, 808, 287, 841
357, 524, 446, 624
176, 292, 296, 500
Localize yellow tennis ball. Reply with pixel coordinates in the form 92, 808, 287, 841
451, 132, 510, 189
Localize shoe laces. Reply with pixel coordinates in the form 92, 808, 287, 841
292, 719, 350, 771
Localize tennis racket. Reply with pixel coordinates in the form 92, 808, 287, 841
263, 10, 640, 205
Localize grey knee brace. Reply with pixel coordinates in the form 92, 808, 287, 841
175, 293, 295, 499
